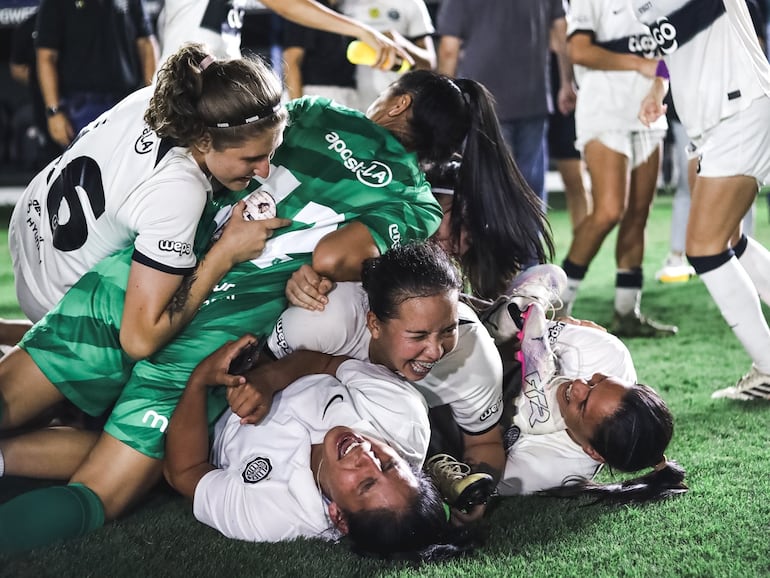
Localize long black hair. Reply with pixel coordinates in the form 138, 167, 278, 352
544, 384, 687, 504
392, 70, 553, 299
344, 465, 481, 562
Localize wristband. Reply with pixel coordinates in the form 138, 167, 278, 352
45, 105, 62, 118
655, 59, 670, 80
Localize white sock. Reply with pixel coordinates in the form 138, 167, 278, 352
700, 257, 770, 374
558, 278, 582, 316
737, 236, 770, 307
614, 287, 641, 316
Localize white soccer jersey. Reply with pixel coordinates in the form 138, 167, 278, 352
10, 86, 208, 319
342, 0, 435, 109
568, 0, 667, 143
630, 0, 770, 138
194, 359, 430, 543
157, 0, 244, 65
267, 281, 504, 434
499, 321, 637, 495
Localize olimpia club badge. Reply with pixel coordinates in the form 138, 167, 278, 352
242, 457, 272, 483
242, 189, 277, 220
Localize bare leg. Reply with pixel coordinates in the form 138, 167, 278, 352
557, 158, 591, 231
0, 320, 32, 348
71, 432, 163, 520
1, 427, 99, 479
616, 146, 659, 270
0, 347, 66, 429
566, 140, 628, 266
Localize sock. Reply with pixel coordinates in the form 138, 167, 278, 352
614, 269, 643, 316
735, 235, 770, 306
0, 483, 105, 554
695, 256, 770, 374
560, 259, 587, 316
0, 448, 4, 477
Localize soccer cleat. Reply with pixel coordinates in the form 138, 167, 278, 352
426, 454, 495, 510
711, 366, 770, 400
655, 254, 696, 283
480, 264, 567, 345
609, 311, 678, 338
517, 300, 556, 389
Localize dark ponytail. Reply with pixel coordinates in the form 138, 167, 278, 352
542, 384, 687, 504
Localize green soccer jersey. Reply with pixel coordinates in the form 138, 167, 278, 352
24, 96, 442, 458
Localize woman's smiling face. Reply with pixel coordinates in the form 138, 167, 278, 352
367, 290, 459, 381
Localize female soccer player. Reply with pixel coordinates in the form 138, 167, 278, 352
165, 336, 476, 560
8, 43, 289, 358
635, 0, 770, 399
556, 0, 677, 337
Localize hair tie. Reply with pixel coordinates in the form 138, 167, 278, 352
431, 186, 455, 196
653, 455, 668, 472
198, 55, 216, 72
442, 502, 451, 521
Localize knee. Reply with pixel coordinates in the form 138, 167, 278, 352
587, 209, 623, 233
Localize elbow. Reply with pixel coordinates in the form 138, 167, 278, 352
119, 331, 160, 361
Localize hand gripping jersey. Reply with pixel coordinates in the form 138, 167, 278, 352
631, 0, 770, 137
10, 86, 206, 320
21, 96, 442, 459
498, 319, 637, 495
194, 360, 430, 543
267, 282, 504, 435
568, 0, 668, 136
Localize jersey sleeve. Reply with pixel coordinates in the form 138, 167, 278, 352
435, 317, 504, 434
267, 282, 368, 359
193, 469, 331, 542
567, 0, 599, 37
497, 430, 602, 495
550, 321, 637, 383
128, 0, 154, 39
125, 163, 208, 274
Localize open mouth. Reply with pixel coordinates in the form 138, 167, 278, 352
337, 432, 366, 460
409, 360, 436, 376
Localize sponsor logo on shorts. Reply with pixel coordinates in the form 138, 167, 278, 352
480, 394, 503, 422
324, 131, 393, 188
142, 410, 169, 432
242, 457, 272, 483
158, 239, 192, 256
272, 318, 291, 355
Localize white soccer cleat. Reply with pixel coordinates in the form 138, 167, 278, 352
711, 365, 770, 401
480, 264, 567, 345
655, 253, 696, 283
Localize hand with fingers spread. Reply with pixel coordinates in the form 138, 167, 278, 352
284, 264, 335, 311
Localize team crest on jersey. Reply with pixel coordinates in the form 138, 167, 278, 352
242, 457, 272, 483
242, 189, 277, 220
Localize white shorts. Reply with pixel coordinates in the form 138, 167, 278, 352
578, 129, 666, 169
691, 95, 770, 184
